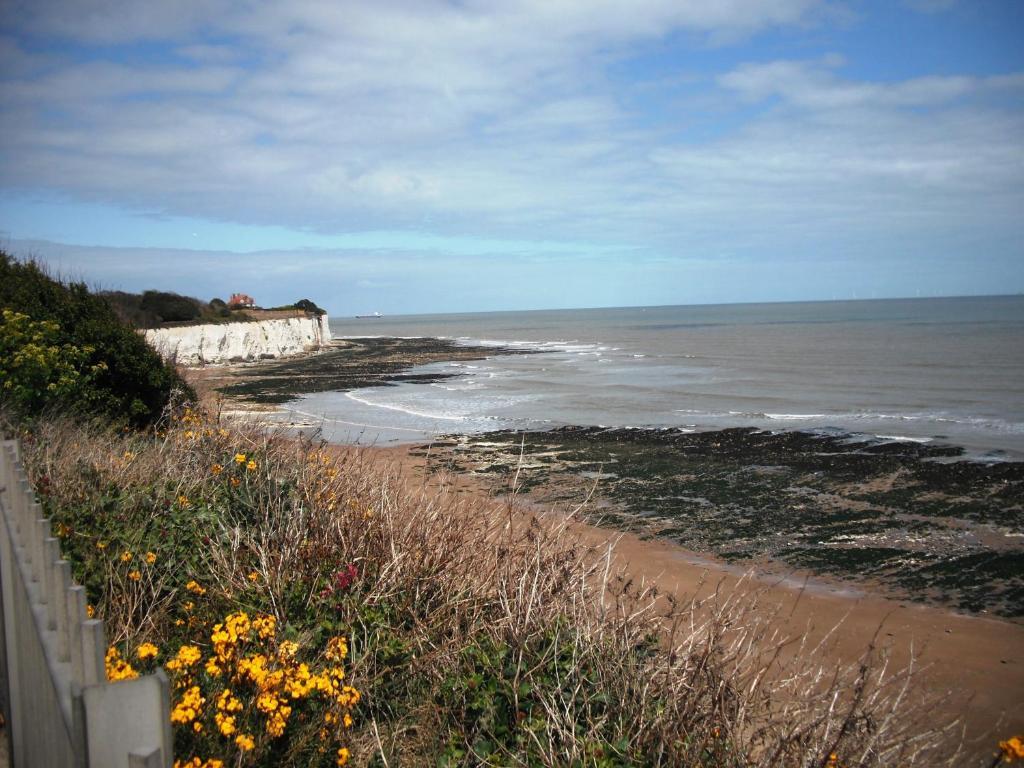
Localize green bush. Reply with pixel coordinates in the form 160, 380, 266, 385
139, 290, 204, 323
0, 309, 97, 414
0, 251, 193, 426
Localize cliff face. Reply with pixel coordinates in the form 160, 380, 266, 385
144, 314, 331, 366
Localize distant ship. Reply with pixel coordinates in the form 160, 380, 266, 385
354, 312, 382, 318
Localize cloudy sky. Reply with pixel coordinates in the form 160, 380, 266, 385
1, 0, 1022, 315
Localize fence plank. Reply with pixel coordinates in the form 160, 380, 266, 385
0, 440, 173, 767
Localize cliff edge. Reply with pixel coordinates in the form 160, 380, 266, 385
144, 313, 331, 366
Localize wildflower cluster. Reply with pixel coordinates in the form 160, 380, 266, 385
105, 645, 139, 682
162, 608, 358, 765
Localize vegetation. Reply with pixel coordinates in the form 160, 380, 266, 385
7, 406, 968, 767
103, 289, 327, 328
0, 251, 191, 425
102, 289, 241, 328
265, 298, 327, 315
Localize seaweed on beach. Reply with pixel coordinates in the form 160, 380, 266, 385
215, 336, 531, 404
415, 426, 1024, 617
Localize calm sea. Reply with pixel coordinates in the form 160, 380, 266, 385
278, 296, 1024, 458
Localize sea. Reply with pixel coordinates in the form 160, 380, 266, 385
277, 296, 1024, 459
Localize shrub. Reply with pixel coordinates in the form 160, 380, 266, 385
0, 309, 98, 414
0, 251, 192, 425
139, 290, 204, 323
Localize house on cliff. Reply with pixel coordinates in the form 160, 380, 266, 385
228, 293, 256, 309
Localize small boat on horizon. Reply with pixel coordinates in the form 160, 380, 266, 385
354, 312, 383, 318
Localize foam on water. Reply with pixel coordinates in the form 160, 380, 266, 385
315, 297, 1024, 453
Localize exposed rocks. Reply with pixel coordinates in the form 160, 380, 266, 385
416, 426, 1024, 617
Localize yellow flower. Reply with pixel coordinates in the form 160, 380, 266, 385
246, 459, 257, 472
96, 540, 108, 550
217, 689, 243, 713
234, 453, 247, 464
128, 570, 142, 582
86, 604, 95, 619
178, 495, 190, 507
235, 733, 255, 752
145, 551, 157, 565
1001, 737, 1024, 761
105, 646, 139, 682
136, 643, 159, 661
336, 747, 350, 766
247, 571, 260, 582
211, 463, 223, 475
205, 656, 222, 677
174, 759, 223, 768
186, 580, 207, 595
278, 640, 299, 660
230, 477, 241, 488
192, 721, 203, 733
120, 551, 133, 563
170, 686, 205, 724
325, 636, 348, 662
166, 645, 203, 672
256, 692, 280, 713
265, 705, 291, 738
252, 613, 276, 640
215, 711, 237, 736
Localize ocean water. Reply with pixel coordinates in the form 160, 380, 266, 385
280, 296, 1024, 458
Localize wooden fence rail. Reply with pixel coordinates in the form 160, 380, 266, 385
0, 440, 173, 767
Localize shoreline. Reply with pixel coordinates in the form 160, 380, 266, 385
184, 338, 1024, 619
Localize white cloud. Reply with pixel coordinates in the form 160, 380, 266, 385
0, 0, 1022, 284
718, 57, 1024, 109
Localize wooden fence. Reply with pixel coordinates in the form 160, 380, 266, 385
0, 440, 173, 767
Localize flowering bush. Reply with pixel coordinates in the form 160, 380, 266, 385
110, 606, 358, 767
0, 308, 96, 415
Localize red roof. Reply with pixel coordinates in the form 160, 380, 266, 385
228, 293, 255, 308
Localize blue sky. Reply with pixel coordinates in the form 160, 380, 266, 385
1, 0, 1022, 315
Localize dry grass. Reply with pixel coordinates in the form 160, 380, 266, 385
11, 408, 965, 767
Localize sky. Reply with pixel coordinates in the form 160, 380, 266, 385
1, 0, 1022, 315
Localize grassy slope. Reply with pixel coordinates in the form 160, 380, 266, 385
10, 411, 964, 768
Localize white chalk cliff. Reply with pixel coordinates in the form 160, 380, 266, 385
144, 314, 331, 366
